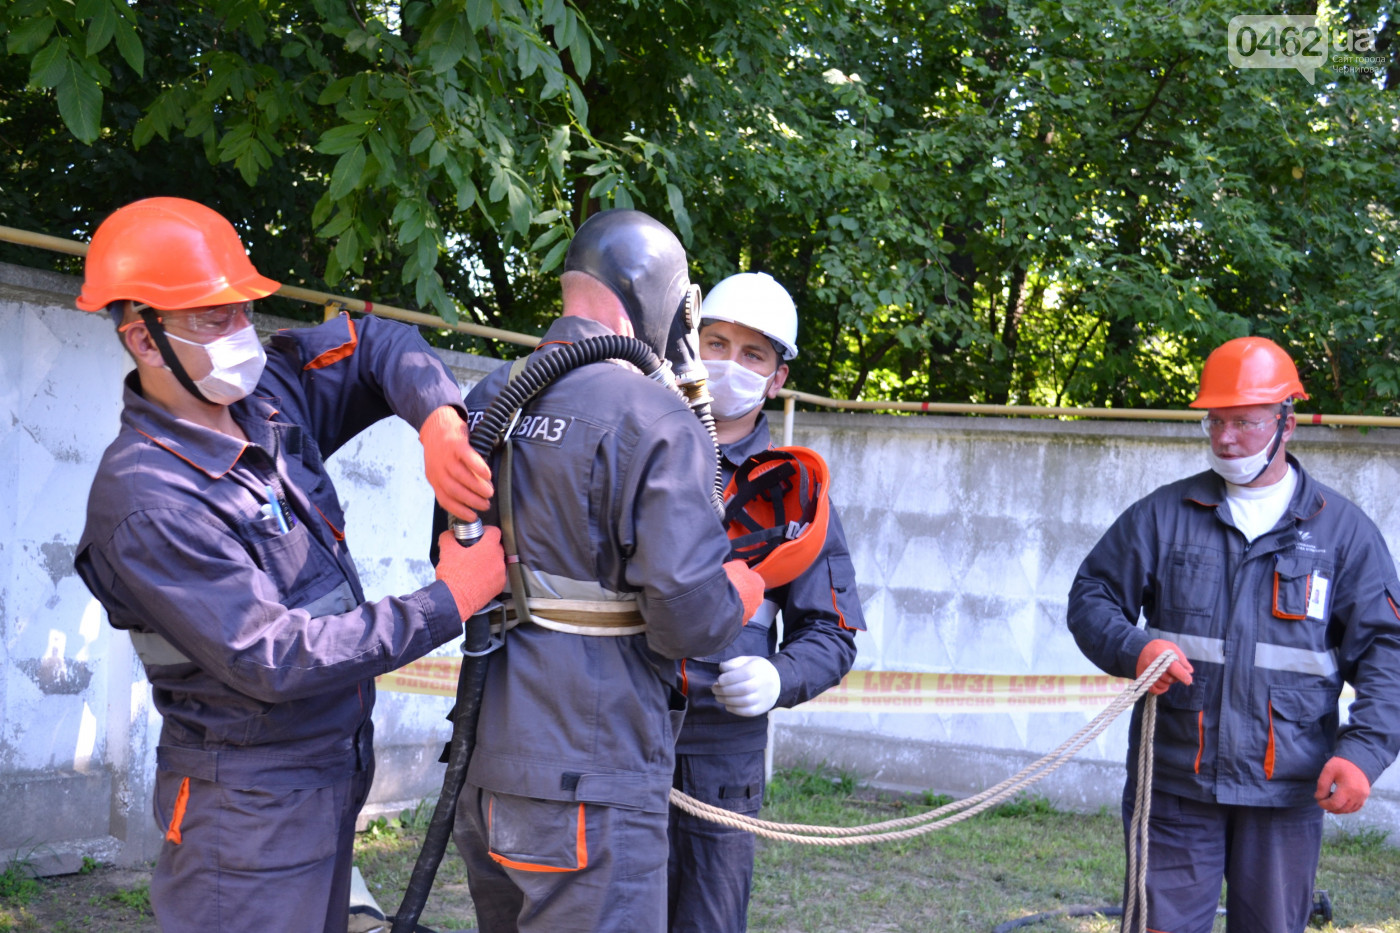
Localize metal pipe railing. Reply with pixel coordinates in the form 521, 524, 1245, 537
0, 224, 540, 348
5, 222, 1399, 430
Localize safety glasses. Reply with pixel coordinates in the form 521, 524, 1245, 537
1199, 412, 1282, 437
119, 301, 254, 337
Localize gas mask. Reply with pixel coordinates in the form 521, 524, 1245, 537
164, 324, 267, 405
563, 210, 696, 380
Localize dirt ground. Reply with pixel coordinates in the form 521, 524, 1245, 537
1, 866, 159, 933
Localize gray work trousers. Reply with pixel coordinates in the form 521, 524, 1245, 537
150, 764, 371, 933
1121, 785, 1323, 933
454, 782, 668, 933
667, 749, 766, 933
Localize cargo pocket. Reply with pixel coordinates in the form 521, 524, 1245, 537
1161, 546, 1222, 615
666, 681, 688, 745
1154, 674, 1210, 776
217, 784, 340, 871
487, 793, 588, 872
830, 561, 865, 631
154, 772, 192, 845
1272, 556, 1313, 620
1265, 685, 1337, 782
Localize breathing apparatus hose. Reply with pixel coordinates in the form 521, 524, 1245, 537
391, 334, 717, 932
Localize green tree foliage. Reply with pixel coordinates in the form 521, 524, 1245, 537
2, 0, 1397, 412
593, 0, 1398, 412
0, 0, 659, 327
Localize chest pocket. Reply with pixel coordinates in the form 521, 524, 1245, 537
1161, 546, 1222, 615
1273, 555, 1332, 622
239, 517, 342, 610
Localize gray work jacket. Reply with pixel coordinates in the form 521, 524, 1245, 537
75, 314, 465, 788
1068, 456, 1400, 807
460, 315, 746, 814
676, 414, 865, 755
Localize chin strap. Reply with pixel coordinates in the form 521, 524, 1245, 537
138, 306, 215, 405
1246, 407, 1291, 484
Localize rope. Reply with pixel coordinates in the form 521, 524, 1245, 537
669, 652, 1174, 851
1121, 685, 1159, 933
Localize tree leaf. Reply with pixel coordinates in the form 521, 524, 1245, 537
55, 57, 103, 143
665, 183, 692, 245
7, 14, 56, 56
538, 237, 569, 274
316, 123, 367, 155
466, 0, 494, 33
28, 39, 68, 89
85, 1, 117, 56
328, 144, 367, 200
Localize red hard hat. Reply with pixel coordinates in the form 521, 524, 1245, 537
75, 197, 280, 312
723, 446, 830, 589
1190, 336, 1308, 409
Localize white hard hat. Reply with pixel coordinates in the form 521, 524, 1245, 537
700, 272, 798, 360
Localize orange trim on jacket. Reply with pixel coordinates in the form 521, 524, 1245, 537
135, 428, 246, 479
1271, 571, 1309, 620
313, 502, 346, 541
1264, 702, 1276, 779
304, 314, 358, 370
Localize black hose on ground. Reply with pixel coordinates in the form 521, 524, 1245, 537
991, 905, 1122, 932
387, 610, 493, 933
392, 335, 682, 933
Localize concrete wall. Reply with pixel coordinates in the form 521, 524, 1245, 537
4, 259, 1400, 874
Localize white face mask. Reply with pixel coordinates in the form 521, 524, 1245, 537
705, 359, 774, 421
165, 323, 267, 405
1206, 436, 1281, 486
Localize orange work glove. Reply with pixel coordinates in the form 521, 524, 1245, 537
420, 406, 493, 521
724, 559, 766, 622
434, 527, 507, 620
1315, 756, 1371, 814
1135, 639, 1194, 695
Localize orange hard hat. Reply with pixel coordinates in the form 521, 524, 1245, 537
1190, 336, 1308, 409
75, 197, 280, 312
723, 446, 830, 589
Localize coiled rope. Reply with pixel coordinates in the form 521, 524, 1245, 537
669, 652, 1173, 849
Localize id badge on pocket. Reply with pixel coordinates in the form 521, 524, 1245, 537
1306, 572, 1329, 620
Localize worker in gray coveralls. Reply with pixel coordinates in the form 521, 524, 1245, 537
73, 197, 508, 933
1068, 336, 1400, 933
668, 272, 864, 932
450, 209, 766, 933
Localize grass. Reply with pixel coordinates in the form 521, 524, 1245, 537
108, 883, 151, 913
0, 857, 42, 932
745, 765, 1400, 933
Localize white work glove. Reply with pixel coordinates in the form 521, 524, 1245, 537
712, 656, 781, 718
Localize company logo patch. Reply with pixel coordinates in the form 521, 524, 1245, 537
464, 409, 573, 446
509, 414, 572, 446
